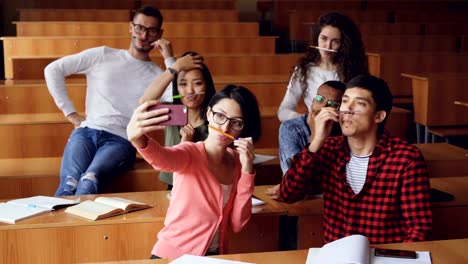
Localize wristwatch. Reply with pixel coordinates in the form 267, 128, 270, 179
167, 67, 177, 76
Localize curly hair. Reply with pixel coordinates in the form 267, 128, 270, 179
293, 12, 368, 91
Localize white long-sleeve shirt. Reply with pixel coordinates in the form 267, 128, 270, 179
277, 65, 339, 121
44, 46, 175, 139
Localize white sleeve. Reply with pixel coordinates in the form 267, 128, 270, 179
164, 56, 176, 68
44, 47, 103, 116
277, 70, 304, 121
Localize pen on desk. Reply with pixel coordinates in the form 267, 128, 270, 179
309, 46, 337, 53
173, 92, 205, 99
208, 125, 236, 140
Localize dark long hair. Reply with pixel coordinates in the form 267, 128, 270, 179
206, 85, 262, 143
172, 51, 216, 120
294, 12, 368, 90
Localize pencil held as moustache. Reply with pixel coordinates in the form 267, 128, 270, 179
209, 125, 236, 140
338, 110, 362, 115
309, 46, 337, 53
173, 92, 205, 99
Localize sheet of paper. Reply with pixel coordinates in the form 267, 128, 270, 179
252, 197, 266, 206
7, 196, 80, 210
171, 254, 254, 264
0, 203, 50, 224
253, 154, 276, 165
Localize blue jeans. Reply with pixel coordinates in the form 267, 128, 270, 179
278, 114, 310, 175
55, 127, 136, 196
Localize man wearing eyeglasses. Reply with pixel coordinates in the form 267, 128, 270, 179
277, 80, 346, 177
45, 6, 177, 196
268, 75, 432, 245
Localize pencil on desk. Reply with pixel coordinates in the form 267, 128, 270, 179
309, 46, 337, 53
208, 125, 235, 140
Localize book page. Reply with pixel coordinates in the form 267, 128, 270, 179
171, 254, 254, 264
0, 203, 50, 224
94, 197, 148, 212
65, 200, 121, 220
307, 234, 370, 264
7, 196, 80, 210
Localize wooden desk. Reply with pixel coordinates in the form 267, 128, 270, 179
402, 73, 468, 143
0, 190, 285, 264
254, 176, 468, 249
375, 53, 468, 97
107, 239, 468, 264
415, 143, 468, 177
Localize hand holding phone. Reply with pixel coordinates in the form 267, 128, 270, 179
374, 248, 417, 259
147, 104, 188, 126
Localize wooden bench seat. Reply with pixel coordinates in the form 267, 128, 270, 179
1, 142, 464, 199
0, 74, 294, 114
0, 148, 281, 199
18, 8, 239, 22
4, 53, 300, 80
0, 104, 412, 158
14, 21, 260, 37
0, 110, 276, 158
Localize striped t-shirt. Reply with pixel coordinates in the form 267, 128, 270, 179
346, 152, 371, 194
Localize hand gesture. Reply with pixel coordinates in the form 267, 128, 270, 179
152, 38, 173, 60
172, 53, 203, 73
233, 137, 255, 174
264, 184, 280, 200
179, 124, 195, 142
308, 107, 338, 152
126, 100, 170, 148
66, 112, 86, 128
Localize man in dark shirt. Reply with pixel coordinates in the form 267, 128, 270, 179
268, 74, 432, 244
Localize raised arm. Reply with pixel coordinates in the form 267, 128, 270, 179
277, 71, 304, 121
139, 53, 204, 103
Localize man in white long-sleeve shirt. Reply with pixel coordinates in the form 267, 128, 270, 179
45, 6, 176, 196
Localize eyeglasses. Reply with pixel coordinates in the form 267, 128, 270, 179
132, 22, 161, 37
314, 94, 341, 110
211, 111, 244, 131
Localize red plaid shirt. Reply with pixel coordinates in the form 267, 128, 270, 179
278, 130, 432, 244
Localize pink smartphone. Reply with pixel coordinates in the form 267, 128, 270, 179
147, 104, 188, 126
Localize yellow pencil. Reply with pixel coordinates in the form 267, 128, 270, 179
209, 125, 235, 140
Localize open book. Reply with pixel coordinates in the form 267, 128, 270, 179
171, 254, 253, 264
65, 197, 151, 220
0, 196, 80, 224
306, 235, 431, 264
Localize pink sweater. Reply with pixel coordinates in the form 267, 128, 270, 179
137, 139, 255, 259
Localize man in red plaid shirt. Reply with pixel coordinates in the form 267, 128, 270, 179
266, 74, 432, 244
